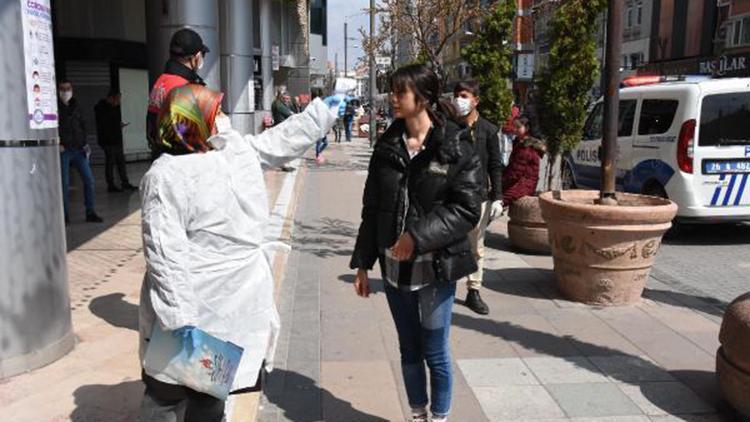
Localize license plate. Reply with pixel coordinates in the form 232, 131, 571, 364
703, 159, 750, 175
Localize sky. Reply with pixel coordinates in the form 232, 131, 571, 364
326, 0, 371, 72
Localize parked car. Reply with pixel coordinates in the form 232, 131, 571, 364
565, 75, 750, 222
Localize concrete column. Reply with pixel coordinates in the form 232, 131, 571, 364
0, 0, 74, 378
145, 0, 221, 90
218, 0, 255, 135
260, 0, 274, 111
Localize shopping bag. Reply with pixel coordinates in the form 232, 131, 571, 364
143, 325, 244, 400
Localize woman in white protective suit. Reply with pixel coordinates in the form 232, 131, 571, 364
138, 84, 341, 421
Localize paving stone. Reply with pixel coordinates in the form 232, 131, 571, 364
570, 417, 651, 422
320, 361, 403, 422
458, 358, 538, 387
648, 414, 728, 422
473, 385, 565, 420
589, 355, 675, 383
546, 383, 643, 418
523, 357, 609, 384
617, 382, 716, 416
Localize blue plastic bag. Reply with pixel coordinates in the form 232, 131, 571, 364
143, 325, 244, 400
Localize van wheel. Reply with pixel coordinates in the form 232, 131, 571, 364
642, 182, 668, 199
561, 163, 576, 190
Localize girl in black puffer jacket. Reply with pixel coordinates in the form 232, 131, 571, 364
349, 64, 483, 422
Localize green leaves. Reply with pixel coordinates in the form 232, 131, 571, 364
462, 0, 515, 126
535, 0, 606, 159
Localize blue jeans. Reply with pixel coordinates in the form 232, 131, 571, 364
385, 282, 456, 418
315, 136, 328, 157
344, 115, 353, 141
61, 148, 96, 218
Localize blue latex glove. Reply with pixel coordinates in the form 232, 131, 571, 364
173, 326, 199, 356
323, 95, 345, 110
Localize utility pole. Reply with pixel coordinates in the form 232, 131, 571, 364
369, 0, 376, 148
600, 0, 623, 205
344, 22, 348, 77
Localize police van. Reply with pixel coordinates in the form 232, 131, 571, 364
564, 76, 750, 222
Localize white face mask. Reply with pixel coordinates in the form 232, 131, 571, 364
214, 113, 232, 133
195, 53, 204, 71
59, 91, 73, 104
453, 97, 474, 117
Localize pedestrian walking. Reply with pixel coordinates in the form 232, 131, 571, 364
350, 64, 483, 422
452, 81, 504, 315
58, 80, 103, 224
146, 28, 209, 158
95, 88, 137, 192
138, 83, 343, 421
344, 98, 355, 142
502, 117, 547, 206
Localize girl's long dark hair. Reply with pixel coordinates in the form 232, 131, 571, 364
390, 64, 457, 126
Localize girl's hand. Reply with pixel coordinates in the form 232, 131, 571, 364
390, 232, 415, 261
355, 269, 370, 298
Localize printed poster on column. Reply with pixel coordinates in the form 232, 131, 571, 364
21, 0, 58, 129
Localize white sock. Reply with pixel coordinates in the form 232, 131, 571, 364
432, 416, 448, 422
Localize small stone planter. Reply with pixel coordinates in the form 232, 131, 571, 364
508, 196, 550, 254
539, 190, 677, 306
717, 292, 750, 417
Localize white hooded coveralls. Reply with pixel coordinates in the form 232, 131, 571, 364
139, 98, 336, 390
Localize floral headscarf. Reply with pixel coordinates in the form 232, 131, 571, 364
157, 84, 224, 155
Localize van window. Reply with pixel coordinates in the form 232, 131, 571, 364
638, 99, 679, 135
582, 100, 636, 140
699, 92, 750, 146
619, 100, 637, 136
583, 103, 604, 140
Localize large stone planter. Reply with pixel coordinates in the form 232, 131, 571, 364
508, 196, 550, 254
717, 292, 750, 417
717, 347, 750, 417
719, 292, 750, 373
539, 190, 678, 306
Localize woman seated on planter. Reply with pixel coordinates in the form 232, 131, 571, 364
502, 117, 547, 206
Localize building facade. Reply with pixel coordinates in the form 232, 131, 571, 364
52, 0, 316, 147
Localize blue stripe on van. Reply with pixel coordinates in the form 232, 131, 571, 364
723, 174, 738, 206
734, 174, 749, 206
711, 174, 726, 206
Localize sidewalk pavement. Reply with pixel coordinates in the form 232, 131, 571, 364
0, 160, 296, 422
259, 139, 737, 422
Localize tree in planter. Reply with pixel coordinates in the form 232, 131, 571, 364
534, 0, 606, 189
461, 0, 515, 127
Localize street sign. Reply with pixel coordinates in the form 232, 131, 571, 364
516, 53, 535, 80
376, 56, 392, 67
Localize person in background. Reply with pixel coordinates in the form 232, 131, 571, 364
146, 28, 209, 158
271, 91, 294, 126
500, 103, 521, 168
343, 98, 355, 142
334, 98, 347, 143
139, 83, 344, 421
350, 64, 482, 422
58, 80, 103, 224
95, 88, 137, 192
502, 117, 547, 206
311, 88, 329, 164
452, 81, 504, 315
